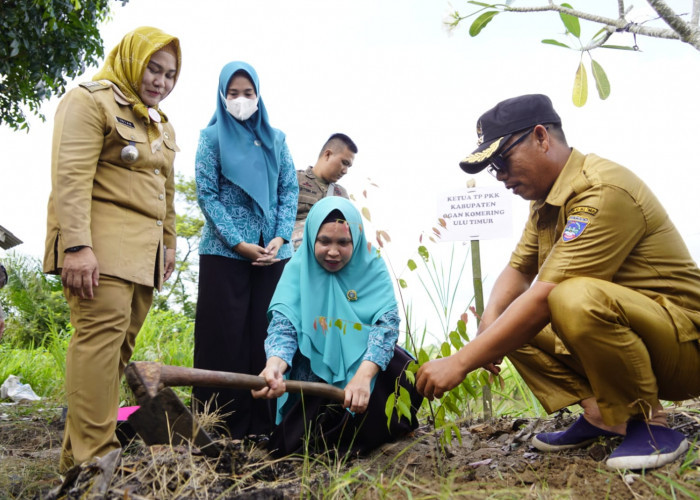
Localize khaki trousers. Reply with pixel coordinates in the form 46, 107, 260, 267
508, 277, 700, 425
60, 275, 152, 472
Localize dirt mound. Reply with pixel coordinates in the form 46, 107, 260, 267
1, 403, 699, 498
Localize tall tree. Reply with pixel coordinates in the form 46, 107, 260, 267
0, 0, 127, 130
447, 1, 700, 105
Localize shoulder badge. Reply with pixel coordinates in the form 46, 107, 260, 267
79, 81, 111, 93
562, 215, 590, 242
568, 206, 598, 217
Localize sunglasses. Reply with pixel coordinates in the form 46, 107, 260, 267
486, 126, 541, 178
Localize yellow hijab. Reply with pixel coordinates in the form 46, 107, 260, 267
93, 26, 181, 143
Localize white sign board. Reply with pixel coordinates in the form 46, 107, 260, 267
437, 185, 512, 241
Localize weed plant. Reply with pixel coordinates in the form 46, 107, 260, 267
119, 308, 195, 405
0, 322, 69, 398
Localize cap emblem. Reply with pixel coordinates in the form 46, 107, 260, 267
461, 136, 503, 164
476, 120, 484, 146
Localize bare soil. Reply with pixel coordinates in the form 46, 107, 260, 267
1, 402, 699, 499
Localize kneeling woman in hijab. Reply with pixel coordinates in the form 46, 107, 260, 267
253, 197, 423, 456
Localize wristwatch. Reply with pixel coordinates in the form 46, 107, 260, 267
65, 246, 87, 253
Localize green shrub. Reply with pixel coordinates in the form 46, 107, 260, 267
0, 252, 71, 348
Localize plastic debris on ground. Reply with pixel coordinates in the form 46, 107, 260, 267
0, 375, 42, 402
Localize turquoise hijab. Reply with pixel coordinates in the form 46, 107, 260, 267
201, 61, 285, 216
268, 197, 397, 390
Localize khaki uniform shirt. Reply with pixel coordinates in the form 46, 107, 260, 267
43, 82, 178, 290
510, 148, 700, 342
292, 166, 349, 249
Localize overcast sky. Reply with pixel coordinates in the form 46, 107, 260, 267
1, 0, 698, 339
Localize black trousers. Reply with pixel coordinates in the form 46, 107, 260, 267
267, 346, 424, 457
192, 254, 287, 438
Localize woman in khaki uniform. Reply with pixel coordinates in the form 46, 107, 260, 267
43, 27, 181, 472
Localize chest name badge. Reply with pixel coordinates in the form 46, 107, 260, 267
117, 117, 135, 128
562, 215, 590, 242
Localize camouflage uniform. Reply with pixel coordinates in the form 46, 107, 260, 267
292, 166, 349, 250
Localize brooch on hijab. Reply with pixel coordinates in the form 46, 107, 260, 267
346, 290, 358, 302
148, 107, 162, 123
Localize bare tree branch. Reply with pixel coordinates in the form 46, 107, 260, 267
450, 1, 698, 105
647, 0, 700, 46
496, 2, 700, 49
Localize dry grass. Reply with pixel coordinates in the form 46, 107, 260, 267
1, 401, 699, 499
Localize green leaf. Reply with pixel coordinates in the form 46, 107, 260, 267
385, 393, 396, 431
461, 379, 478, 399
469, 11, 499, 37
418, 348, 430, 365
407, 259, 417, 271
572, 61, 588, 107
398, 278, 408, 289
397, 402, 411, 422
591, 27, 608, 42
397, 397, 411, 421
334, 318, 343, 330
418, 245, 429, 262
450, 423, 463, 446
405, 370, 415, 385
449, 330, 464, 350
559, 3, 580, 38
541, 39, 570, 48
444, 397, 461, 415
440, 342, 452, 358
590, 59, 610, 100
457, 319, 467, 339
434, 405, 445, 426
407, 360, 419, 373
601, 44, 637, 51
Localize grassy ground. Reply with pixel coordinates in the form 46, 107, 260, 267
1, 310, 699, 498
1, 395, 699, 498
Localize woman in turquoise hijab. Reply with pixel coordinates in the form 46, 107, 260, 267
253, 197, 422, 456
193, 61, 298, 439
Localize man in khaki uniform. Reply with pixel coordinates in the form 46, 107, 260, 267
43, 27, 180, 471
292, 133, 357, 249
416, 94, 700, 470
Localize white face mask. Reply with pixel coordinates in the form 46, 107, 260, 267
221, 92, 259, 121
